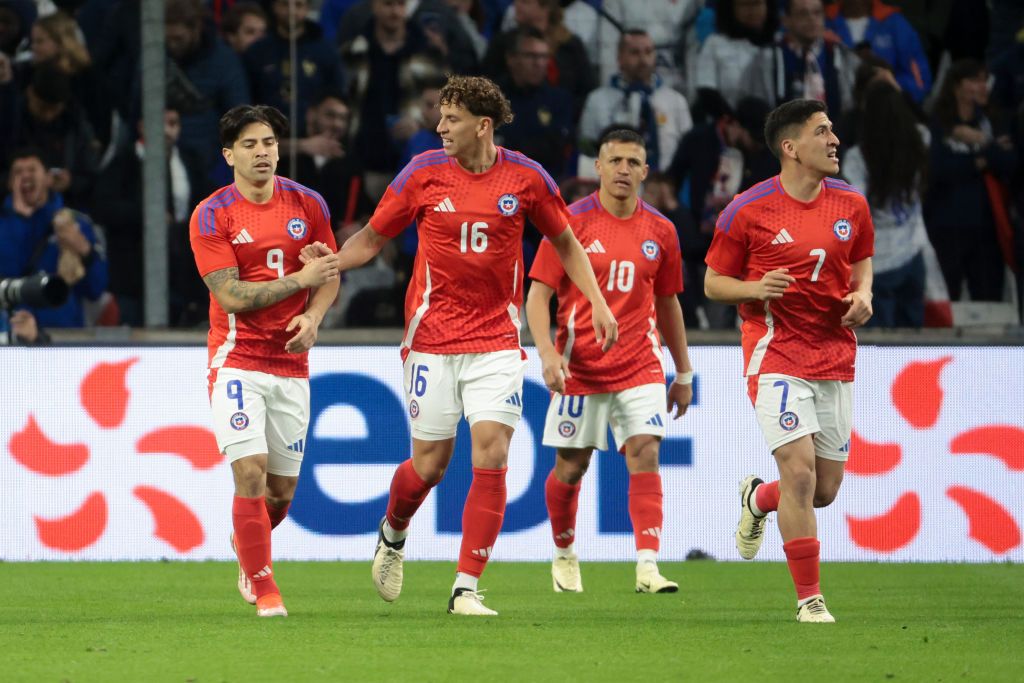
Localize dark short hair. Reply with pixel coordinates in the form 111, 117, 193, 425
598, 128, 645, 150
8, 146, 46, 170
763, 98, 827, 158
309, 85, 348, 109
506, 25, 546, 57
219, 104, 289, 148
438, 74, 514, 128
221, 1, 266, 35
617, 28, 650, 53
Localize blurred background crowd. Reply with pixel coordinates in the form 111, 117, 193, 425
1, 0, 1022, 342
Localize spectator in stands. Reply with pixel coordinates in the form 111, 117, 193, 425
926, 58, 1016, 302
0, 147, 107, 329
483, 0, 594, 116
90, 0, 140, 124
25, 11, 111, 148
0, 309, 46, 344
695, 0, 779, 109
843, 80, 929, 327
444, 0, 488, 61
741, 0, 859, 120
221, 2, 267, 55
0, 0, 34, 57
494, 25, 574, 178
667, 93, 777, 328
318, 0, 363, 43
341, 0, 446, 197
336, 0, 479, 75
1, 64, 100, 212
593, 0, 703, 93
500, 1, 600, 66
578, 29, 693, 172
558, 175, 598, 204
161, 0, 251, 183
825, 0, 932, 104
243, 0, 345, 138
91, 108, 211, 327
397, 76, 445, 167
292, 87, 373, 230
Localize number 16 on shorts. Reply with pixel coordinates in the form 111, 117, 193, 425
407, 362, 429, 418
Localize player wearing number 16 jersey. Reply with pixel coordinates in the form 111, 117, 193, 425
527, 129, 694, 595
704, 100, 874, 623
190, 105, 339, 617
303, 75, 618, 615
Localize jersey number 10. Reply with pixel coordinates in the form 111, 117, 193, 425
607, 260, 635, 292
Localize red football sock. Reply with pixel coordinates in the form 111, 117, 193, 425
232, 495, 279, 598
386, 459, 435, 531
545, 470, 581, 549
457, 467, 507, 578
266, 500, 290, 530
755, 480, 781, 514
783, 536, 821, 600
629, 472, 663, 552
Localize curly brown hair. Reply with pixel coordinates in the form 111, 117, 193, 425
438, 75, 514, 129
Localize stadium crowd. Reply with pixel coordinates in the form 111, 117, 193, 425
0, 0, 1021, 341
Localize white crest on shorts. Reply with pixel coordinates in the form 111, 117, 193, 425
779, 411, 799, 431
409, 400, 420, 419
558, 420, 576, 437
230, 411, 249, 430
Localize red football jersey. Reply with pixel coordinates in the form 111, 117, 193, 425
190, 177, 338, 378
705, 176, 874, 381
370, 147, 569, 356
529, 192, 684, 395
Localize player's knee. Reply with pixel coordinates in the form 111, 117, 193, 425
556, 458, 589, 484
416, 461, 447, 485
784, 469, 816, 502
624, 438, 659, 473
231, 456, 267, 496
813, 482, 840, 508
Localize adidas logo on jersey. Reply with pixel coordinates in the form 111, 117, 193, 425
584, 240, 607, 254
231, 229, 255, 245
504, 393, 522, 407
287, 439, 305, 454
770, 228, 795, 245
645, 414, 664, 427
433, 197, 456, 213
471, 546, 493, 558
252, 565, 273, 579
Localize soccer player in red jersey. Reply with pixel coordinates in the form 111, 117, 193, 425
190, 105, 340, 617
526, 129, 694, 595
304, 75, 617, 615
704, 99, 874, 623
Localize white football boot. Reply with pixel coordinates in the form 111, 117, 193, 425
736, 475, 767, 560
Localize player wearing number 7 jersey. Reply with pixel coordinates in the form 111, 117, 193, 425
304, 75, 617, 616
190, 105, 340, 617
527, 129, 694, 596
704, 99, 874, 623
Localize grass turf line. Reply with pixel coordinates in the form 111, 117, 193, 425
0, 562, 1021, 682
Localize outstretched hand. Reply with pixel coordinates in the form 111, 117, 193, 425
299, 241, 335, 264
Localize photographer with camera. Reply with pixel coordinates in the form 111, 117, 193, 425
1, 148, 106, 340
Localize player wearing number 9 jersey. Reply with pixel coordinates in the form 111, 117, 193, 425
526, 129, 694, 595
303, 75, 616, 616
704, 100, 874, 623
190, 105, 339, 618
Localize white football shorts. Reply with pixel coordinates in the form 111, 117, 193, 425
750, 373, 852, 461
209, 367, 310, 476
542, 383, 666, 453
403, 349, 527, 441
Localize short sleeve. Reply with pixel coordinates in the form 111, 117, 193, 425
525, 169, 569, 239
368, 172, 421, 238
850, 197, 874, 263
308, 194, 338, 250
704, 208, 749, 277
528, 238, 566, 290
190, 204, 238, 277
654, 226, 684, 296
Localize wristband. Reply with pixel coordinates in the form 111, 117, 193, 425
673, 371, 693, 386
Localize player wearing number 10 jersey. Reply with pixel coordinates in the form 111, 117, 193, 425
704, 100, 874, 623
527, 129, 694, 595
303, 75, 617, 615
190, 105, 339, 618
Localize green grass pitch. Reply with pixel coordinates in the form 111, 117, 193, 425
1, 561, 1021, 682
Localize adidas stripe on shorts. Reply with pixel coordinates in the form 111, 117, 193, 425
542, 382, 666, 453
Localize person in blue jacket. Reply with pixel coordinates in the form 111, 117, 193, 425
826, 0, 932, 103
0, 148, 107, 329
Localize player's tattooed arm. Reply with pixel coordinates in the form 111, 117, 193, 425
203, 267, 302, 313
202, 258, 339, 313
